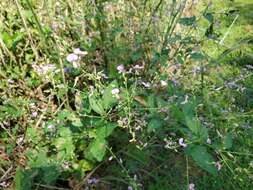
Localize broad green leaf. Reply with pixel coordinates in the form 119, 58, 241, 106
54, 128, 75, 159
179, 16, 196, 26
79, 160, 94, 172
96, 123, 117, 139
57, 109, 72, 120
185, 117, 200, 134
148, 118, 163, 133
89, 94, 105, 115
224, 133, 233, 149
198, 126, 209, 141
187, 145, 217, 175
190, 52, 205, 61
102, 80, 118, 110
71, 117, 83, 127
204, 13, 214, 23
15, 168, 32, 190
41, 165, 60, 184
2, 32, 12, 48
26, 127, 41, 144
182, 100, 196, 118
147, 95, 155, 114
89, 138, 107, 162
27, 150, 48, 168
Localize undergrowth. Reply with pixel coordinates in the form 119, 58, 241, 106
0, 0, 252, 190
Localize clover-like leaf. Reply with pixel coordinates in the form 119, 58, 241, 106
187, 145, 217, 175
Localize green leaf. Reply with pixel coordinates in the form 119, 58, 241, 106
198, 126, 208, 141
54, 128, 75, 159
204, 13, 214, 23
224, 133, 233, 149
41, 166, 60, 184
15, 168, 33, 190
79, 160, 94, 172
89, 138, 107, 162
57, 109, 72, 120
102, 80, 118, 110
148, 118, 163, 133
179, 16, 196, 26
96, 123, 117, 138
89, 94, 105, 115
187, 145, 217, 175
2, 32, 12, 48
190, 52, 205, 61
185, 117, 200, 134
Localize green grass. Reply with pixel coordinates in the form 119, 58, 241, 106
0, 0, 252, 190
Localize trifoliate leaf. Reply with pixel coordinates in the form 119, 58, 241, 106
187, 145, 217, 175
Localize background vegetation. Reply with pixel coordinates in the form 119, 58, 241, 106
0, 0, 252, 189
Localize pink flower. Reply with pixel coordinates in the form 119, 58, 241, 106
117, 64, 125, 73
73, 48, 88, 56
66, 53, 78, 62
111, 88, 120, 95
188, 183, 195, 190
179, 138, 187, 148
31, 111, 38, 118
7, 79, 14, 84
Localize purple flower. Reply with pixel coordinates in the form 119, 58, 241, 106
179, 138, 187, 148
117, 64, 125, 74
64, 67, 71, 73
111, 88, 120, 95
7, 79, 14, 84
128, 186, 133, 190
66, 53, 78, 63
73, 48, 88, 56
31, 111, 38, 118
87, 178, 98, 184
188, 183, 195, 190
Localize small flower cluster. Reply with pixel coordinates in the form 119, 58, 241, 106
32, 64, 57, 77
116, 63, 146, 75
30, 103, 38, 119
117, 117, 128, 128
164, 137, 177, 149
66, 48, 88, 68
188, 183, 195, 190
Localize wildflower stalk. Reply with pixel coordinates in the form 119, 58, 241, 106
51, 35, 70, 107
145, 0, 164, 33
14, 0, 39, 61
94, 0, 109, 73
25, 0, 46, 41
160, 1, 186, 53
